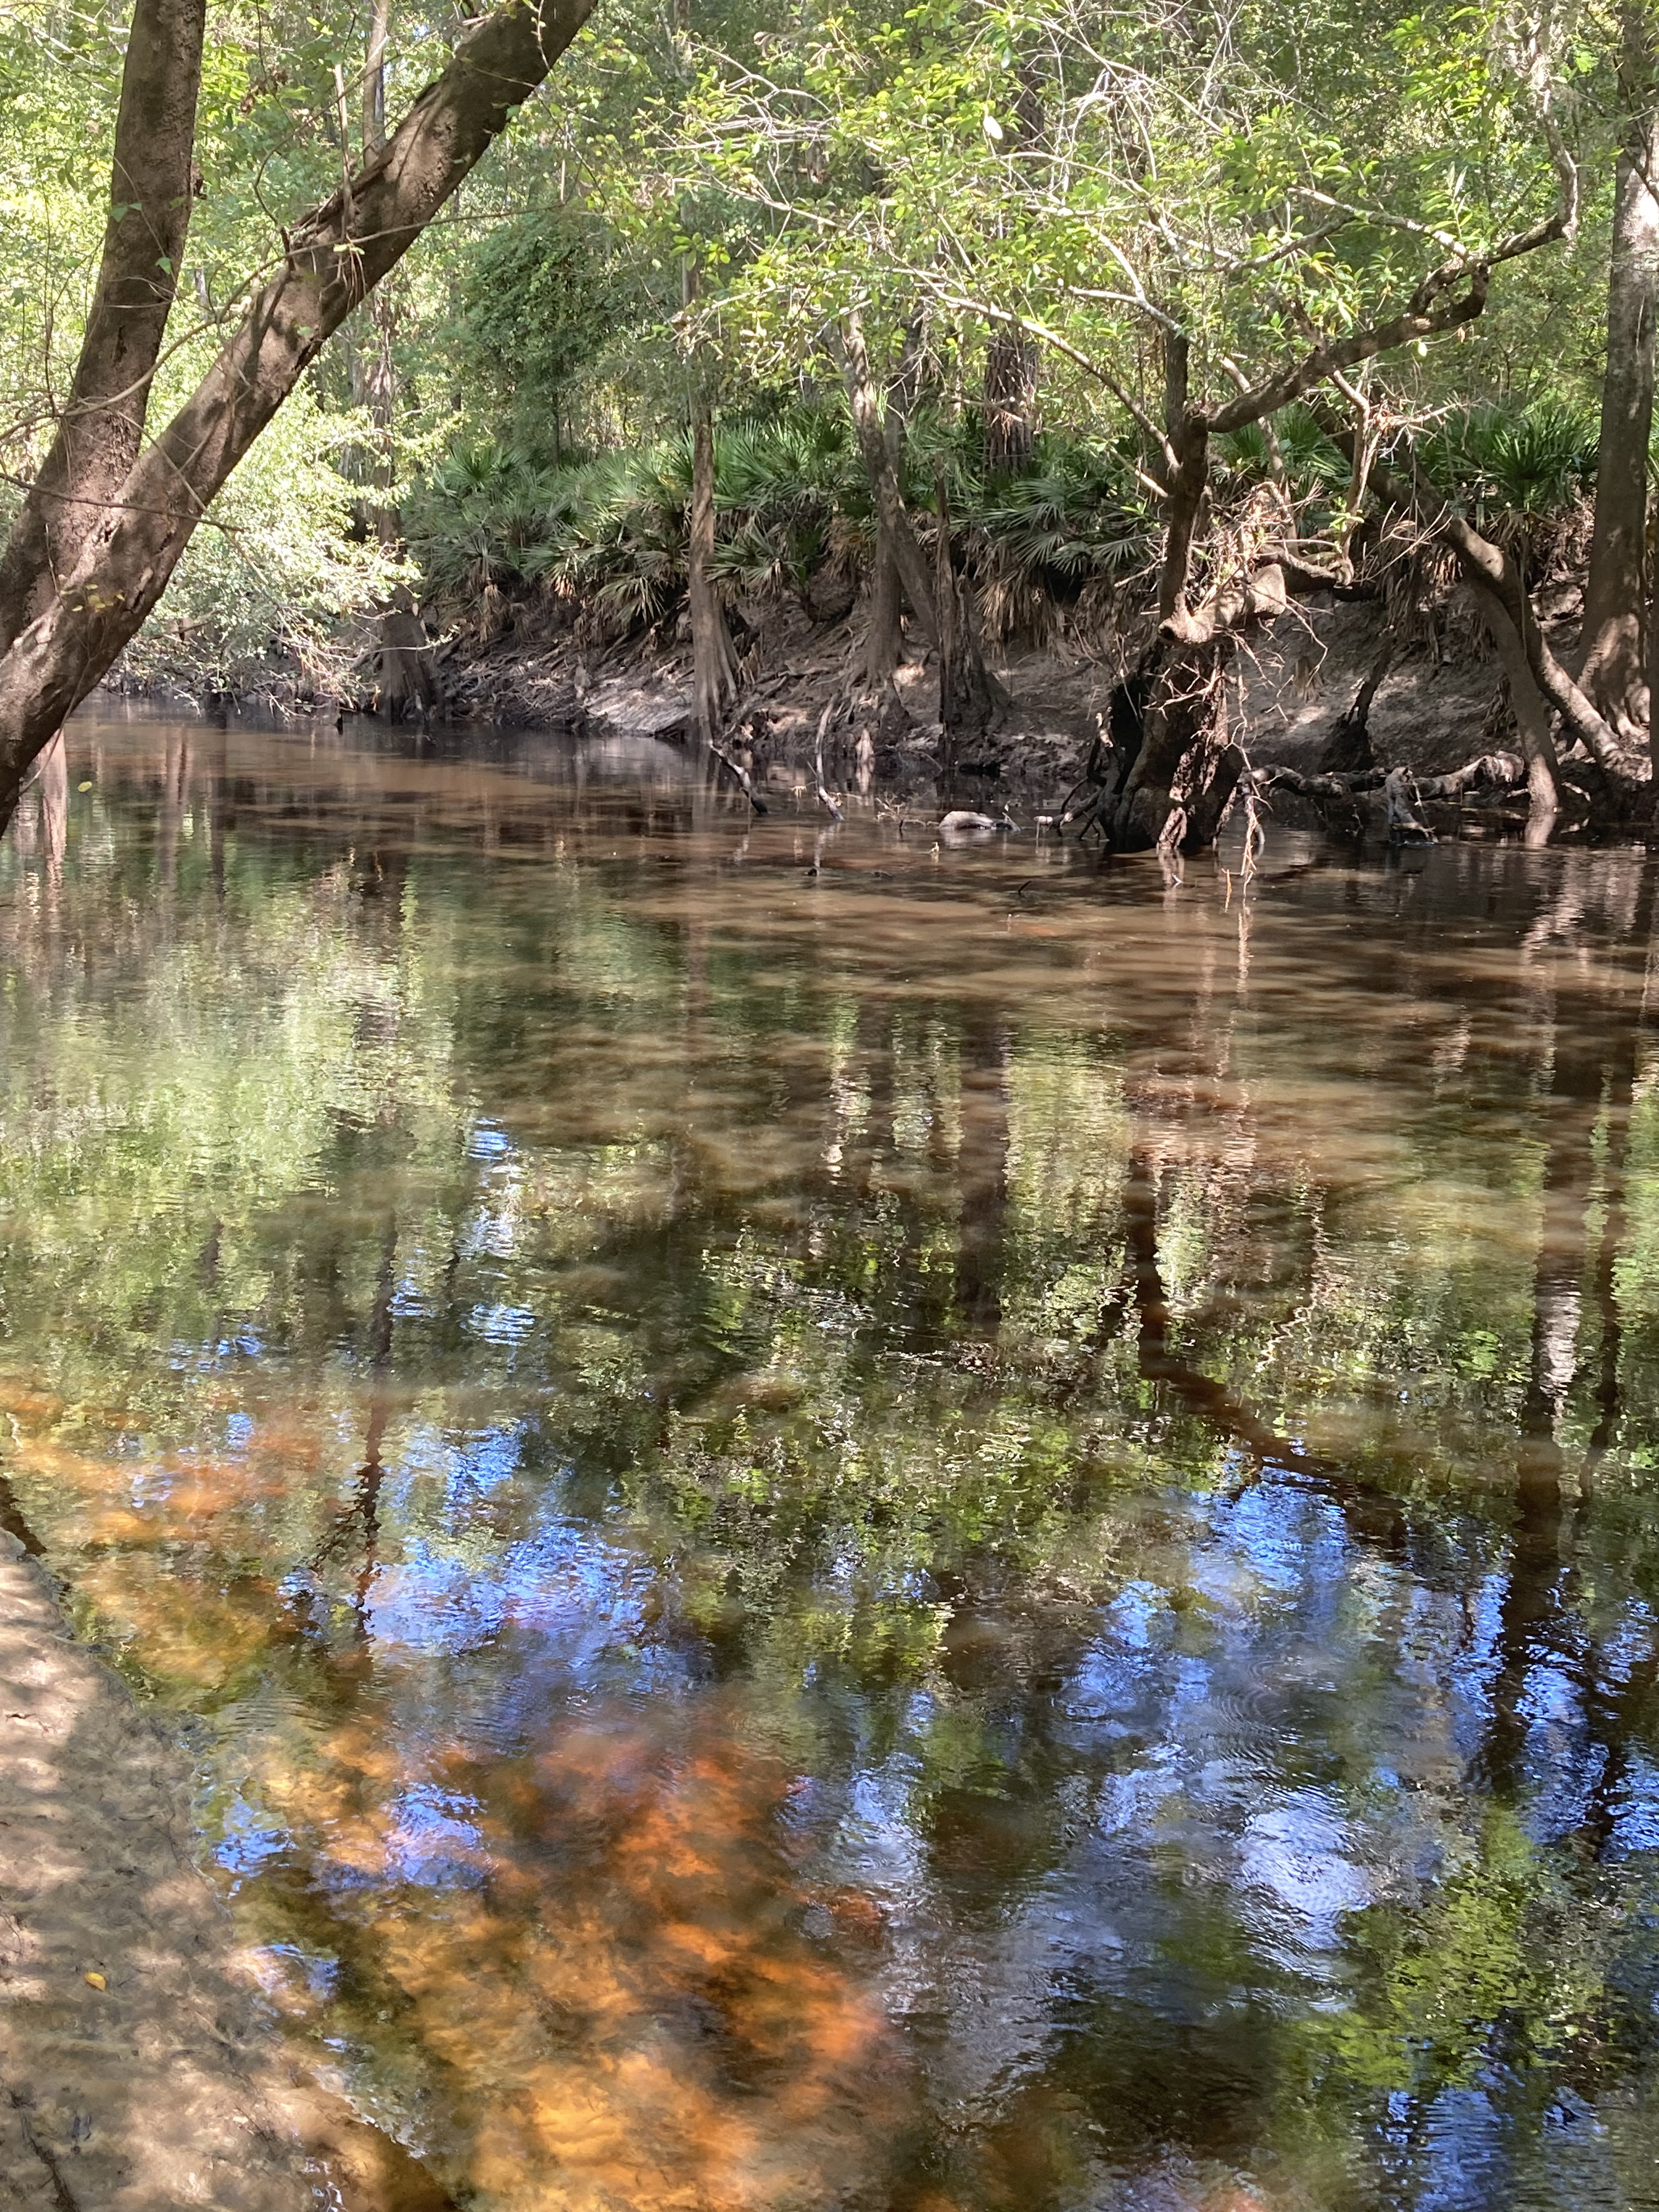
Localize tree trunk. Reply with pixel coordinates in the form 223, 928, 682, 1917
351, 9, 437, 721
981, 76, 1042, 484
0, 0, 206, 652
862, 317, 924, 687
981, 324, 1037, 481
363, 0, 390, 151
865, 525, 904, 687
0, 0, 596, 830
1317, 639, 1393, 773
1157, 425, 1212, 634
690, 396, 736, 745
1475, 590, 1560, 844
368, 385, 435, 713
1093, 337, 1238, 854
352, 294, 437, 718
837, 315, 938, 646
1107, 640, 1242, 855
1437, 511, 1641, 785
935, 470, 995, 757
1159, 336, 1212, 633
1155, 334, 1212, 637
372, 591, 438, 718
1581, 11, 1659, 746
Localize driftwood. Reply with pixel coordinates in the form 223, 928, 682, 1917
1244, 752, 1531, 848
1252, 751, 1525, 805
813, 706, 843, 820
707, 740, 768, 813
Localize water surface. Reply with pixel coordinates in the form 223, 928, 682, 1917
4, 712, 1659, 2211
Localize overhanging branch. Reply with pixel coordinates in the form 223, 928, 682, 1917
0, 0, 597, 794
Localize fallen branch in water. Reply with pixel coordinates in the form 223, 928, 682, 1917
708, 738, 768, 813
1411, 751, 1528, 799
1383, 764, 1434, 842
1251, 751, 1526, 804
813, 707, 843, 820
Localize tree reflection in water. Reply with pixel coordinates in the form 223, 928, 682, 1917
3, 714, 1659, 2209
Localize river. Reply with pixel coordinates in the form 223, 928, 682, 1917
2, 709, 1658, 2212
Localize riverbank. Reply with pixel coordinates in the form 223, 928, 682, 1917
115, 577, 1566, 840
0, 1529, 449, 2212
107, 557, 1654, 849
430, 585, 1577, 838
426, 585, 1506, 775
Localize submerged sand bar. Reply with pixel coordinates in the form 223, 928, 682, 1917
0, 1527, 319, 2211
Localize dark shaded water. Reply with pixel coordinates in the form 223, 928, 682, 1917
4, 712, 1659, 2211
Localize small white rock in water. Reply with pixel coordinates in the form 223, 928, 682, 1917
937, 809, 999, 843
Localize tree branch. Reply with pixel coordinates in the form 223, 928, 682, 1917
1210, 203, 1575, 436
0, 0, 207, 652
0, 0, 597, 802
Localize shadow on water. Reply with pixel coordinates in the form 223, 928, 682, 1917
5, 710, 1659, 2208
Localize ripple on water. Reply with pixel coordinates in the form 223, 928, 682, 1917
6, 728, 1659, 2211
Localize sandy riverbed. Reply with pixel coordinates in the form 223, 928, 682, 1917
0, 1530, 448, 2212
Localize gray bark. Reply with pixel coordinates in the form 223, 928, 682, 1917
689, 396, 735, 744
0, 0, 207, 651
363, 0, 390, 152
0, 0, 597, 823
1477, 590, 1561, 844
1581, 29, 1659, 748
837, 316, 938, 646
865, 524, 904, 686
1438, 512, 1639, 782
935, 469, 996, 754
982, 324, 1037, 479
863, 317, 923, 686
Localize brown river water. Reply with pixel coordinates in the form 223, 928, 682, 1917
3, 709, 1659, 2211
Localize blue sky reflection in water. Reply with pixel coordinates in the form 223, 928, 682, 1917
4, 712, 1659, 2211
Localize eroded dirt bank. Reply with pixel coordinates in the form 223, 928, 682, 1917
0, 1530, 449, 2212
417, 588, 1549, 808
117, 571, 1614, 848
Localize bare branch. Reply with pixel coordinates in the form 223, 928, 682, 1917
1210, 201, 1572, 436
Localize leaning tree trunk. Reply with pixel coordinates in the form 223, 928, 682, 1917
1581, 44, 1659, 750
0, 0, 597, 832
